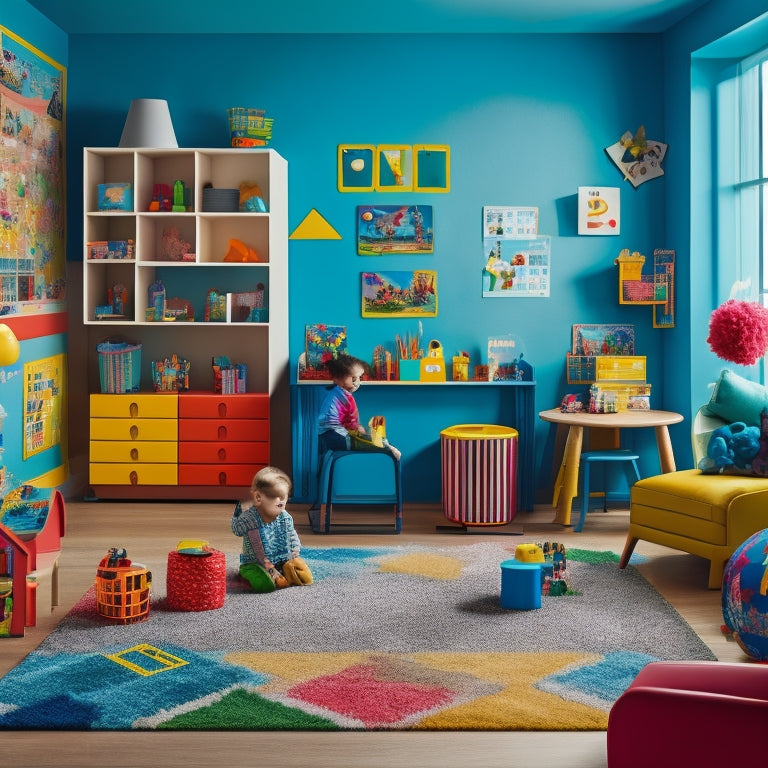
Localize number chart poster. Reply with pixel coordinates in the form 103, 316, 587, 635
23, 354, 64, 460
0, 26, 66, 315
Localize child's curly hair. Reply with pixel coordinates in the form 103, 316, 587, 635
324, 353, 369, 380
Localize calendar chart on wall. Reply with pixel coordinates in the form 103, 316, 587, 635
23, 354, 64, 459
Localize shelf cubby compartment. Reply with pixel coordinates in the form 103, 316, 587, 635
134, 151, 196, 213
83, 260, 136, 322
197, 214, 269, 264
136, 214, 196, 263
196, 150, 272, 211
84, 149, 136, 212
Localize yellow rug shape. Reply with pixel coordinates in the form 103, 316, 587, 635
378, 552, 463, 580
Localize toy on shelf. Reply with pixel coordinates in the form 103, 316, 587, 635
147, 279, 166, 321
160, 226, 192, 262
152, 353, 191, 392
239, 181, 267, 212
107, 283, 128, 316
95, 547, 151, 624
212, 355, 247, 393
149, 183, 172, 212
204, 288, 227, 322
452, 351, 469, 381
223, 237, 260, 262
172, 179, 190, 212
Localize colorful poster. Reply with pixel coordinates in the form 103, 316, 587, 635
362, 271, 437, 317
357, 205, 434, 255
482, 235, 550, 298
577, 187, 620, 235
0, 26, 66, 315
23, 354, 64, 459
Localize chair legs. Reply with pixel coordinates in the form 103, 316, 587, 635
312, 450, 402, 534
575, 450, 641, 533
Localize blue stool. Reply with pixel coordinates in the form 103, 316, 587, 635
575, 449, 641, 533
310, 449, 403, 534
500, 560, 542, 610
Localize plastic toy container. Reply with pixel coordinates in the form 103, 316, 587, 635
440, 424, 518, 525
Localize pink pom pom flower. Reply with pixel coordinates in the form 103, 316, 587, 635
707, 299, 768, 366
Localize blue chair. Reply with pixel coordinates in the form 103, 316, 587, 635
575, 449, 641, 532
310, 448, 403, 534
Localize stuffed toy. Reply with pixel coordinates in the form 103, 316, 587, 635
699, 421, 761, 473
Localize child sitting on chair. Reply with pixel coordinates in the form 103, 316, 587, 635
231, 466, 313, 592
318, 354, 401, 460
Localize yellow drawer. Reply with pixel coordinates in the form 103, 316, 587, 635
90, 418, 177, 441
90, 441, 178, 463
89, 463, 179, 485
90, 393, 178, 419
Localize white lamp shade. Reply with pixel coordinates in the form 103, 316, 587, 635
119, 98, 178, 148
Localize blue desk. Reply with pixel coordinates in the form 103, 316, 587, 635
291, 381, 536, 510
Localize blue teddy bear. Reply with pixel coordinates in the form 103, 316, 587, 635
700, 421, 761, 472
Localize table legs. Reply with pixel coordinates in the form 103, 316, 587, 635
655, 425, 676, 473
552, 425, 583, 526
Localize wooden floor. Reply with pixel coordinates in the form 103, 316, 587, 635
1, 500, 746, 768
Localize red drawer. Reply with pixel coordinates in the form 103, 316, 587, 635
178, 419, 269, 442
178, 393, 269, 419
179, 441, 269, 464
178, 464, 266, 486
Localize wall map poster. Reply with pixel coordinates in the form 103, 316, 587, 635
0, 26, 66, 315
23, 354, 65, 460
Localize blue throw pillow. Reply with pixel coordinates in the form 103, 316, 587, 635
705, 369, 768, 426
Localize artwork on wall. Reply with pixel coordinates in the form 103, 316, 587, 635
571, 324, 635, 356
577, 187, 620, 235
0, 26, 66, 315
337, 145, 376, 192
482, 233, 551, 298
377, 145, 412, 191
484, 206, 538, 237
357, 205, 434, 255
23, 354, 65, 459
361, 270, 437, 317
338, 144, 450, 193
605, 125, 667, 188
299, 324, 348, 380
413, 145, 450, 193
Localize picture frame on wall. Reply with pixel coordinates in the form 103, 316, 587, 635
361, 270, 437, 317
357, 205, 434, 255
577, 186, 620, 235
338, 145, 377, 192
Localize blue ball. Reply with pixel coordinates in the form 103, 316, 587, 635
722, 528, 768, 660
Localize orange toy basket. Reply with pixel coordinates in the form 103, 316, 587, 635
95, 549, 152, 624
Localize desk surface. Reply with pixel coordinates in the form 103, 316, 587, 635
538, 408, 683, 428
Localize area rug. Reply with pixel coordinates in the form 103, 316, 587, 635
0, 542, 715, 731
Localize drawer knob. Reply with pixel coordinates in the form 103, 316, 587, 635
218, 403, 227, 417
218, 471, 227, 485
218, 426, 227, 440
129, 470, 138, 486
130, 448, 139, 461
130, 425, 139, 440
218, 448, 227, 461
130, 402, 139, 418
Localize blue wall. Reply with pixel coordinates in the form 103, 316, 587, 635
63, 32, 668, 501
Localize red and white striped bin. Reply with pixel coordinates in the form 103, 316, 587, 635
440, 424, 518, 525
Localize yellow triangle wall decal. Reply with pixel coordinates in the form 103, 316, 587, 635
289, 208, 342, 240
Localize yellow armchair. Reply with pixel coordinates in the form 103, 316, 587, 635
619, 406, 768, 588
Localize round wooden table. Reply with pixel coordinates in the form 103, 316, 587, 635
538, 408, 684, 526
